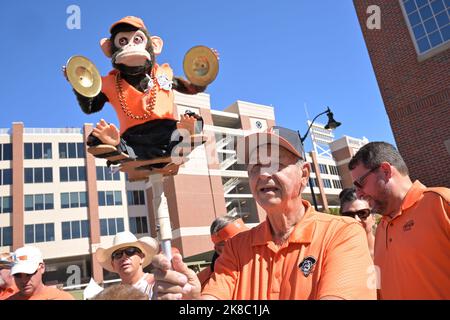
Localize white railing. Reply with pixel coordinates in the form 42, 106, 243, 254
220, 154, 237, 170
24, 128, 82, 134
223, 177, 240, 194
216, 135, 234, 151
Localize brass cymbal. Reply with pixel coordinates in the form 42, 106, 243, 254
183, 46, 219, 86
66, 55, 102, 97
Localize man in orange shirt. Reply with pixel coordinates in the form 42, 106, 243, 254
7, 246, 74, 300
152, 126, 376, 300
348, 142, 450, 299
0, 253, 18, 300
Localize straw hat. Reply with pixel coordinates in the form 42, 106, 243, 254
95, 231, 159, 273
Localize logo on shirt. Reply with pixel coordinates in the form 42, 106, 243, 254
299, 256, 317, 277
403, 220, 415, 232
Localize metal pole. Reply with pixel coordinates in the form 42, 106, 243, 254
148, 173, 172, 261
308, 176, 319, 211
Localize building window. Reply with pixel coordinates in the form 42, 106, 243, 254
307, 178, 319, 187
322, 179, 332, 188
329, 165, 340, 176
61, 192, 88, 209
24, 143, 52, 160
0, 226, 12, 246
60, 166, 86, 182
401, 0, 450, 54
0, 144, 12, 161
129, 216, 149, 234
96, 166, 121, 181
100, 218, 125, 236
333, 180, 343, 189
0, 196, 12, 214
98, 191, 123, 206
59, 142, 85, 159
24, 223, 55, 244
319, 164, 329, 174
24, 167, 53, 184
62, 220, 90, 240
127, 190, 146, 206
24, 194, 54, 212
0, 169, 12, 185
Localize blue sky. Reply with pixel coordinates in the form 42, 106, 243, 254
0, 0, 396, 150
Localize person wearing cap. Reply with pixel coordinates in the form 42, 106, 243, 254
152, 126, 376, 300
348, 141, 450, 299
95, 231, 159, 299
7, 246, 74, 300
0, 253, 18, 300
197, 216, 249, 290
339, 188, 376, 259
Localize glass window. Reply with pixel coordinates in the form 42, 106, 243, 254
319, 164, 328, 174
68, 143, 77, 158
34, 168, 43, 183
35, 224, 45, 243
45, 194, 54, 210
133, 192, 139, 205
3, 169, 12, 185
100, 219, 108, 236
69, 167, 78, 181
46, 223, 54, 241
62, 222, 71, 240
322, 179, 332, 188
25, 168, 33, 183
35, 194, 44, 211
105, 168, 112, 181
43, 143, 52, 159
96, 166, 104, 180
3, 196, 12, 213
136, 217, 143, 234
25, 195, 34, 211
24, 143, 33, 159
113, 171, 120, 181
141, 217, 148, 233
4, 144, 12, 160
79, 192, 87, 208
114, 191, 122, 206
61, 193, 70, 209
117, 218, 124, 233
60, 167, 68, 182
2, 226, 12, 246
71, 221, 81, 239
44, 167, 52, 183
33, 143, 43, 159
25, 225, 34, 244
81, 220, 90, 238
59, 143, 67, 158
0, 145, 2, 161
129, 217, 137, 234
98, 191, 105, 206
77, 143, 85, 158
70, 192, 79, 208
106, 191, 114, 206
108, 218, 116, 235
78, 167, 86, 181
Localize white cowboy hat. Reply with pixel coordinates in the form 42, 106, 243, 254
95, 231, 159, 273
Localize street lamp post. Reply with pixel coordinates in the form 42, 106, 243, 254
298, 107, 341, 211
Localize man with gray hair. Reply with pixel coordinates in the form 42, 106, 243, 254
348, 141, 450, 299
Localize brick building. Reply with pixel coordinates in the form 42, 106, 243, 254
353, 0, 450, 186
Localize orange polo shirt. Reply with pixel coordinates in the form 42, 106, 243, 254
198, 266, 213, 291
0, 285, 18, 300
374, 181, 450, 300
101, 63, 176, 134
202, 200, 376, 300
7, 286, 75, 300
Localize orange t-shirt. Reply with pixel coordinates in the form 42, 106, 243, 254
0, 285, 18, 300
202, 200, 376, 300
101, 63, 176, 134
374, 181, 450, 300
7, 285, 75, 300
197, 266, 213, 291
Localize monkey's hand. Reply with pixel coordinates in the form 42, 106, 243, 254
210, 48, 220, 61
62, 66, 69, 81
92, 119, 120, 146
177, 114, 198, 136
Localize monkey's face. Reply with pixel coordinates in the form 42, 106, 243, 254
112, 29, 151, 67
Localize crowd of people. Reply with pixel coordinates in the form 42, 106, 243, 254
1, 126, 448, 300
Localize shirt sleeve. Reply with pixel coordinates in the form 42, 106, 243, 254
317, 223, 377, 300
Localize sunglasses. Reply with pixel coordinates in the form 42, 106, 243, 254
111, 247, 142, 260
353, 166, 379, 189
341, 208, 371, 220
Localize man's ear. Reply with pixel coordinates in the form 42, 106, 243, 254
299, 162, 310, 194
150, 36, 163, 55
100, 38, 113, 58
380, 162, 393, 180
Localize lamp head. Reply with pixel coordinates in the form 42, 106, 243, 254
324, 108, 341, 130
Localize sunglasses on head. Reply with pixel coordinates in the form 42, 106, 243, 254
353, 166, 380, 189
111, 247, 142, 260
341, 208, 371, 220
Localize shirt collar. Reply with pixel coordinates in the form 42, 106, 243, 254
401, 180, 426, 211
252, 200, 315, 247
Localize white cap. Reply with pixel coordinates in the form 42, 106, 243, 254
11, 246, 44, 275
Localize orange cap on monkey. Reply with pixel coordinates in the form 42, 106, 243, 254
211, 218, 249, 245
109, 16, 147, 33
